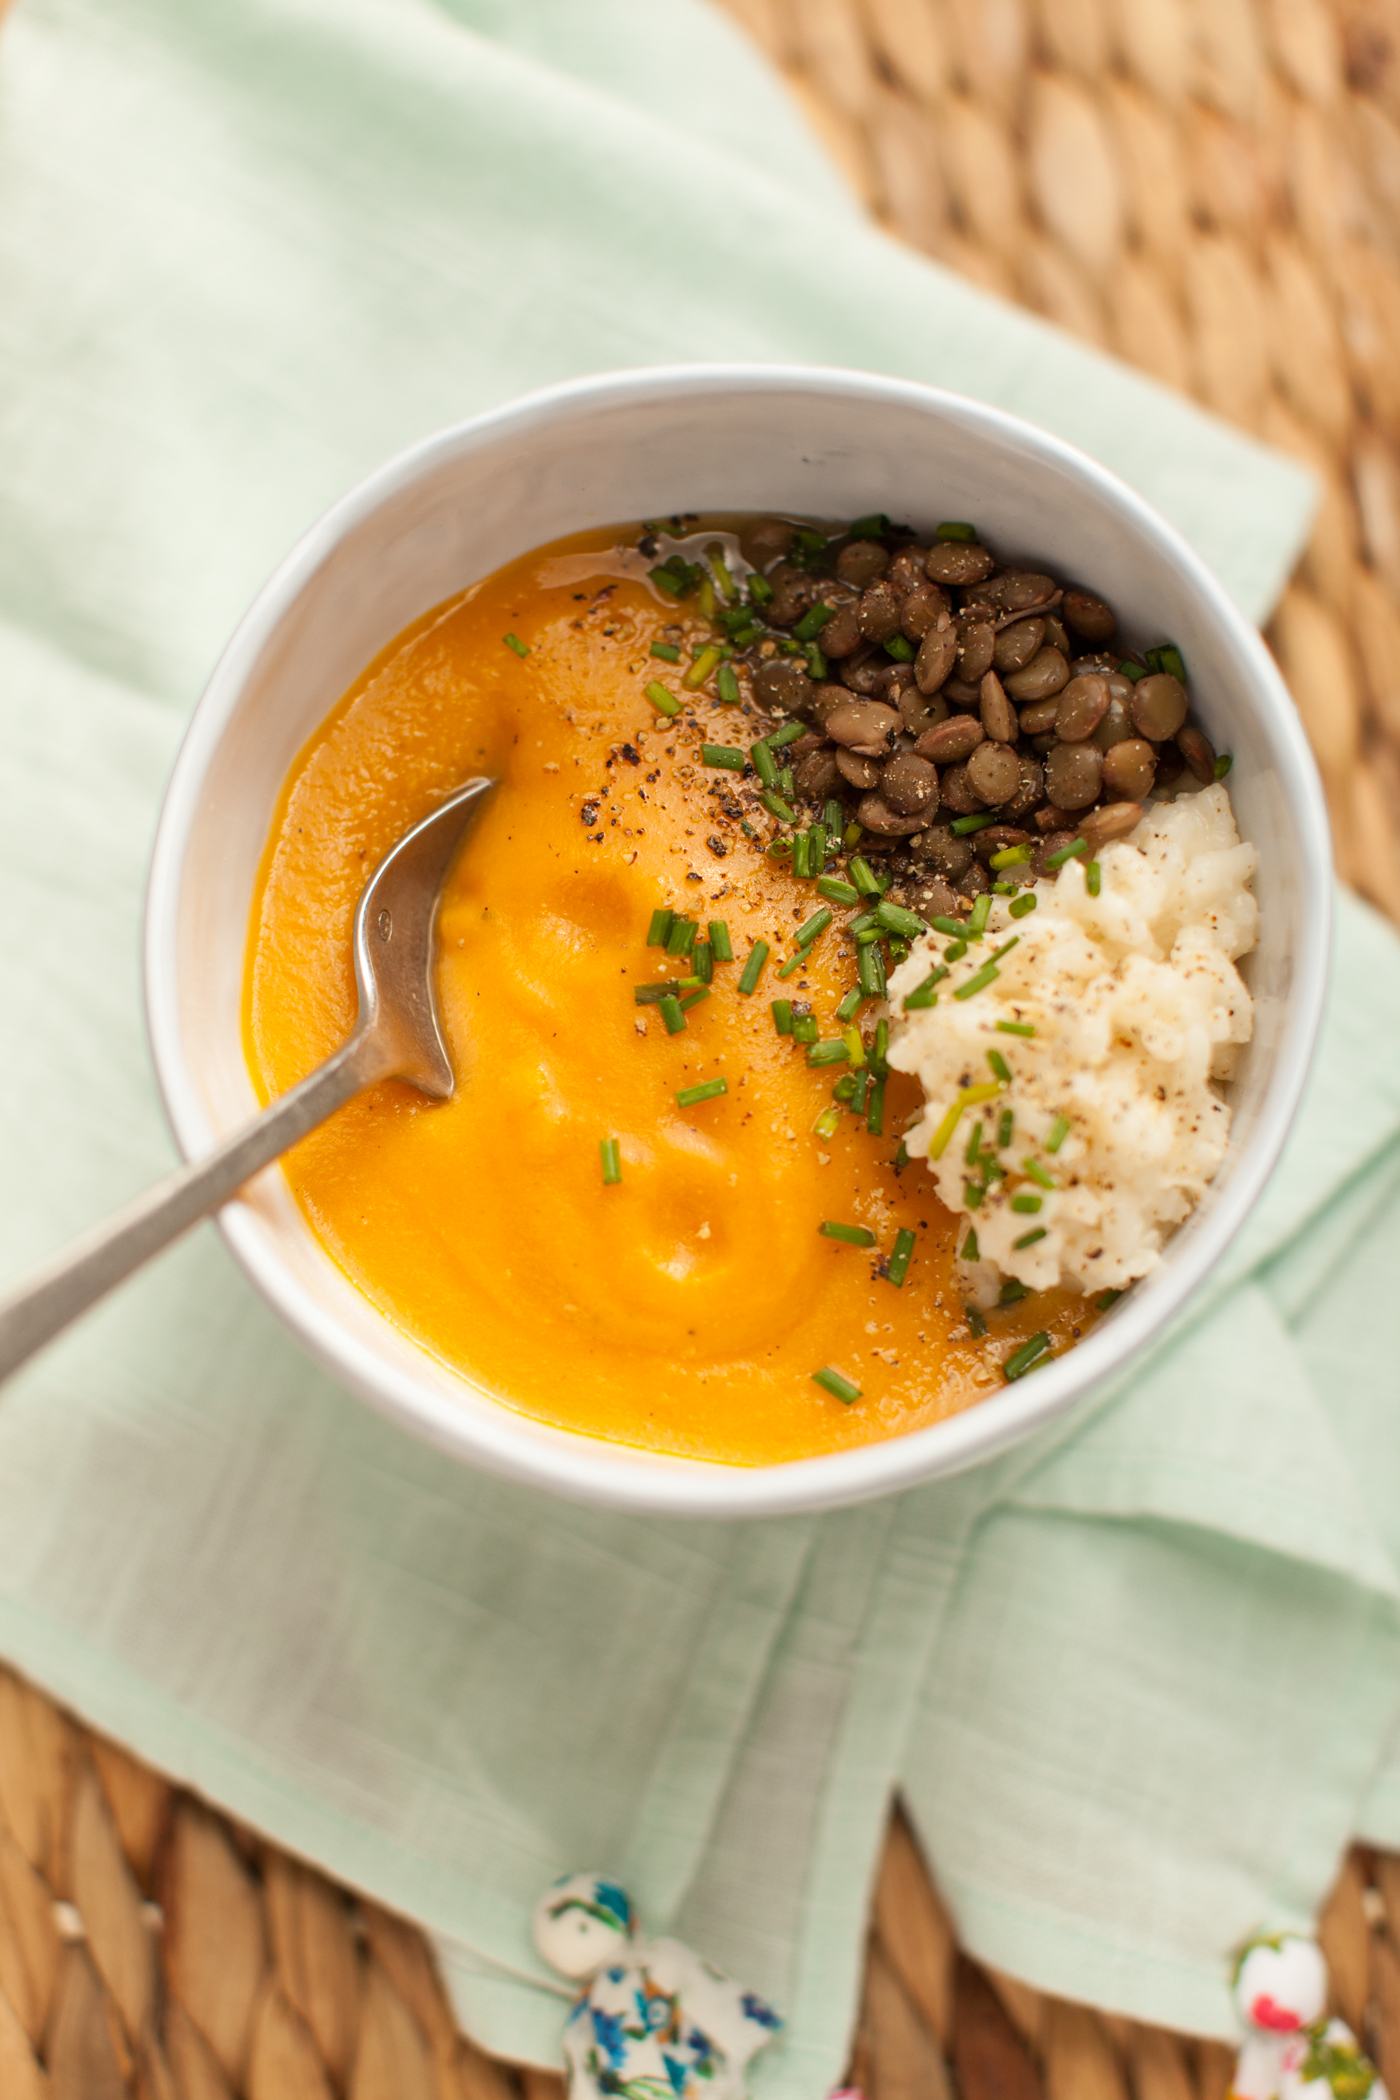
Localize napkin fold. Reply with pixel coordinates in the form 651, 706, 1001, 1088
0, 1, 1395, 2093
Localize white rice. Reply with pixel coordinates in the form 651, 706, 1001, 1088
886, 784, 1258, 1300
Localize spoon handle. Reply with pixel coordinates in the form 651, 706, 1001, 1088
0, 1030, 391, 1387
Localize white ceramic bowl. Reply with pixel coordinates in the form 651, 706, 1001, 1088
144, 364, 1331, 1517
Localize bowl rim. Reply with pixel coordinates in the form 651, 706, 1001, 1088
143, 361, 1332, 1517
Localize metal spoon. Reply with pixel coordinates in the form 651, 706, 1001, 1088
0, 776, 496, 1386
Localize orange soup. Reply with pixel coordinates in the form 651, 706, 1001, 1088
244, 523, 1096, 1463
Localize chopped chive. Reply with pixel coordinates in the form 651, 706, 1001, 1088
1022, 1158, 1057, 1189
1008, 893, 1038, 919
709, 920, 733, 962
832, 1074, 857, 1103
679, 987, 710, 1011
998, 1278, 1028, 1306
928, 1101, 963, 1159
967, 894, 993, 938
777, 949, 810, 980
884, 634, 917, 663
807, 641, 829, 679
965, 1120, 983, 1167
716, 663, 741, 704
849, 513, 890, 540
866, 1077, 885, 1135
792, 1013, 819, 1044
858, 941, 888, 998
847, 908, 881, 936
961, 1228, 979, 1261
963, 1181, 984, 1209
850, 1072, 871, 1112
886, 1228, 916, 1286
997, 1019, 1036, 1037
824, 798, 844, 835
676, 1077, 728, 1107
895, 1140, 909, 1168
1004, 1332, 1052, 1381
1096, 1289, 1123, 1311
819, 1220, 877, 1247
1014, 1227, 1048, 1248
701, 742, 745, 771
647, 907, 675, 947
902, 973, 941, 1011
842, 1026, 866, 1069
1156, 642, 1187, 682
1046, 838, 1088, 870
807, 1039, 850, 1067
658, 993, 685, 1035
666, 917, 697, 958
966, 1301, 988, 1338
1011, 1193, 1042, 1214
794, 600, 835, 644
849, 856, 884, 897
990, 843, 1033, 870
707, 545, 737, 603
761, 790, 798, 823
809, 823, 828, 874
1116, 658, 1144, 682
645, 680, 682, 717
791, 831, 810, 880
750, 740, 779, 788
935, 520, 977, 541
1045, 1115, 1071, 1153
747, 570, 774, 606
998, 1108, 1014, 1147
989, 937, 1020, 963
634, 982, 681, 1005
950, 812, 997, 836
698, 572, 717, 622
836, 986, 864, 1022
844, 821, 863, 848
930, 916, 966, 938
812, 1365, 862, 1404
959, 1080, 1005, 1107
503, 632, 530, 658
684, 645, 723, 690
693, 942, 714, 985
771, 999, 794, 1036
600, 1137, 622, 1185
812, 1105, 842, 1139
954, 963, 1000, 1001
1215, 752, 1233, 779
649, 639, 681, 663
737, 940, 770, 996
768, 721, 807, 748
819, 876, 861, 906
795, 907, 833, 948
875, 899, 926, 938
943, 939, 969, 961
1086, 860, 1102, 896
871, 1019, 889, 1076
987, 1049, 1012, 1085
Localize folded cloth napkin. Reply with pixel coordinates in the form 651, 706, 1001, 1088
0, 0, 1396, 2092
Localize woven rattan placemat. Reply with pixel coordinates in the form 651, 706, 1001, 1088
4, 0, 1398, 2091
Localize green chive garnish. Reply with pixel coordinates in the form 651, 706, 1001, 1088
679, 987, 709, 1011
849, 856, 883, 897
1004, 1332, 1052, 1381
684, 644, 722, 691
650, 639, 682, 663
1086, 860, 1101, 896
750, 740, 778, 788
1022, 1158, 1056, 1189
967, 895, 992, 938
836, 987, 864, 1023
1215, 753, 1233, 779
990, 843, 1033, 870
716, 663, 741, 704
848, 513, 890, 539
850, 1072, 871, 1113
875, 900, 925, 938
866, 1077, 885, 1135
777, 950, 809, 980
962, 1229, 979, 1261
833, 1074, 857, 1103
647, 908, 675, 947
950, 813, 997, 836
806, 645, 828, 680
819, 877, 860, 906
796, 907, 833, 947
761, 791, 797, 823
792, 1014, 819, 1044
1096, 1289, 1123, 1311
902, 974, 941, 1012
791, 832, 810, 880
666, 917, 696, 958
709, 920, 733, 962
701, 743, 745, 771
1045, 838, 1088, 870
807, 1039, 849, 1067
1008, 894, 1038, 919
824, 798, 843, 834
693, 942, 714, 985
858, 942, 888, 998
987, 1050, 1012, 1085
813, 1365, 862, 1404
819, 1221, 877, 1247
769, 721, 807, 749
812, 1105, 841, 1140
747, 571, 774, 606
935, 520, 977, 541
871, 1019, 889, 1076
964, 1181, 984, 1209
885, 1228, 916, 1286
634, 982, 679, 1005
737, 941, 769, 995
998, 1279, 1028, 1306
707, 545, 737, 603
1156, 642, 1187, 682
966, 1302, 988, 1337
793, 600, 835, 644
676, 1077, 728, 1107
965, 1120, 982, 1167
943, 940, 968, 961
997, 1020, 1035, 1036
645, 680, 681, 717
658, 993, 685, 1035
883, 634, 916, 663
1014, 1227, 1047, 1248
894, 1139, 909, 1168
930, 916, 965, 937
989, 937, 1019, 963
998, 1108, 1013, 1147
842, 1025, 866, 1069
1011, 1194, 1042, 1214
808, 823, 827, 874
503, 633, 530, 658
954, 963, 1000, 1001
772, 999, 793, 1035
600, 1137, 622, 1185
1046, 1115, 1071, 1153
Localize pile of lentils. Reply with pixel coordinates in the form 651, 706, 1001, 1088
646, 513, 1229, 923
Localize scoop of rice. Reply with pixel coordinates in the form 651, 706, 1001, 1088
886, 784, 1258, 1299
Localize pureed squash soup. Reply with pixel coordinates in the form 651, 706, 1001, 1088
244, 513, 1248, 1463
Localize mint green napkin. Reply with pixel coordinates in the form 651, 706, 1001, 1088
0, 1, 1394, 2092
